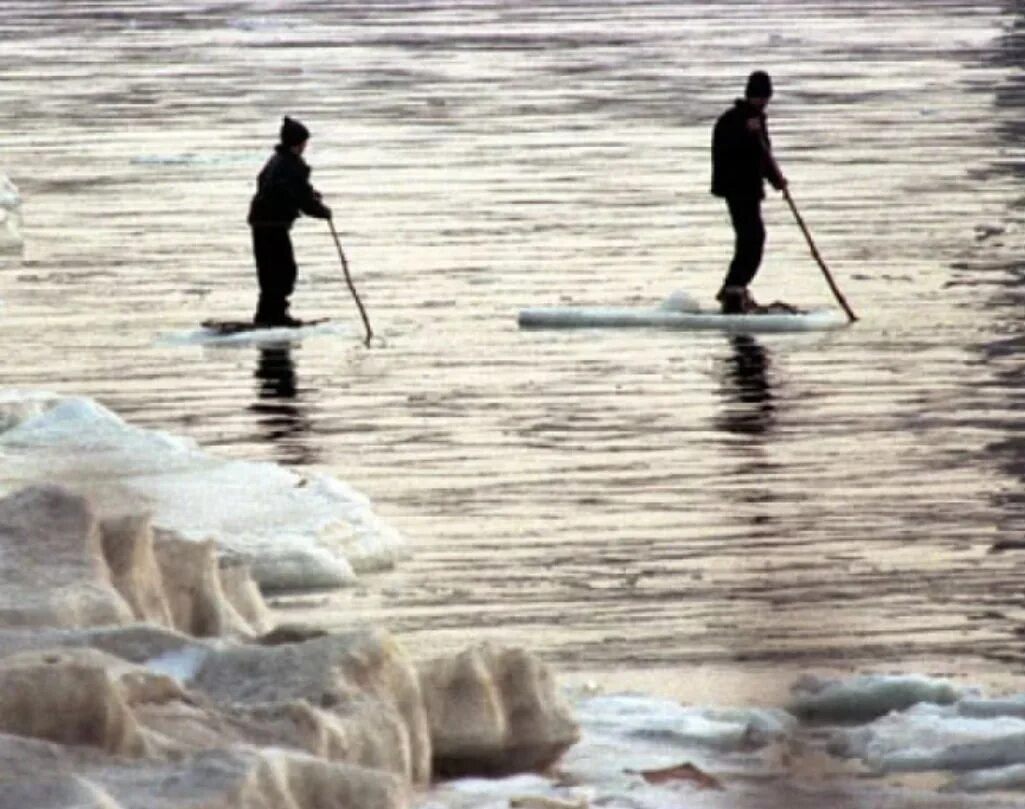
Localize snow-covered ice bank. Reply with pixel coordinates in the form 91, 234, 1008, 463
0, 391, 408, 589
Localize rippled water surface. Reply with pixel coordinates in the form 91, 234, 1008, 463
0, 1, 1022, 694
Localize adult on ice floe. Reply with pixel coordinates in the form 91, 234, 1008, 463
247, 116, 333, 327
711, 70, 787, 314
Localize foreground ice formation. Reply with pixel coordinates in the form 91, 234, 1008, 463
0, 484, 579, 809
2, 396, 1024, 808
0, 391, 409, 589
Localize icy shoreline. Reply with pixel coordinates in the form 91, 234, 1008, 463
2, 393, 1025, 808
0, 390, 409, 589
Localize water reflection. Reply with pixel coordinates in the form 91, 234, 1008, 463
715, 335, 775, 437
249, 344, 320, 466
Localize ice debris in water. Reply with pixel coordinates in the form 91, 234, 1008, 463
786, 672, 962, 722
422, 692, 795, 809
144, 646, 209, 683
833, 701, 1025, 774
658, 290, 701, 312
575, 693, 795, 753
958, 695, 1025, 719
947, 763, 1025, 793
0, 174, 22, 254
0, 391, 409, 589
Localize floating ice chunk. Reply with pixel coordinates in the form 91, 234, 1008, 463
787, 673, 961, 722
0, 391, 409, 589
945, 763, 1025, 792
144, 646, 209, 683
423, 774, 592, 809
834, 702, 1025, 773
0, 174, 22, 254
560, 692, 795, 793
958, 695, 1025, 719
659, 290, 701, 313
158, 320, 352, 347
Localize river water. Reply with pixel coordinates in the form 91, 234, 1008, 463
0, 1, 1022, 703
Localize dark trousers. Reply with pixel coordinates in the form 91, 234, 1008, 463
252, 227, 297, 322
721, 195, 765, 289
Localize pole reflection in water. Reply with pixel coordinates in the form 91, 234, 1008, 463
249, 344, 320, 466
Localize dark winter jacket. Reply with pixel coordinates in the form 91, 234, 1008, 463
711, 99, 785, 200
248, 145, 331, 228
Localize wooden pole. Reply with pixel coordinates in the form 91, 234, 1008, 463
758, 132, 857, 322
328, 219, 374, 346
781, 188, 858, 323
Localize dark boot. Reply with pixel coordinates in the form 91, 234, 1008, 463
718, 285, 747, 314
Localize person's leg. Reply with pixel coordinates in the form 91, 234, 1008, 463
718, 197, 765, 313
725, 196, 765, 288
252, 228, 297, 323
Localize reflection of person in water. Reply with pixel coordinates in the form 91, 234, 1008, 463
717, 334, 775, 436
250, 345, 319, 465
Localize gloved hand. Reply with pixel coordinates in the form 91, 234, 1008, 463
323, 205, 333, 220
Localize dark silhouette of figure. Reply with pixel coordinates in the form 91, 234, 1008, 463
248, 116, 332, 326
249, 345, 320, 465
711, 71, 787, 313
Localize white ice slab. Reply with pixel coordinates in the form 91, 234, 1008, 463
518, 303, 847, 333
834, 702, 1025, 773
159, 320, 353, 347
0, 391, 409, 589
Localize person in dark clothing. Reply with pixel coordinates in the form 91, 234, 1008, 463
247, 116, 332, 326
711, 71, 787, 314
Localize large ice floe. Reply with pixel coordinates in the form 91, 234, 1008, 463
0, 390, 408, 589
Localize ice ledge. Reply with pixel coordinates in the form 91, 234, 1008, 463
0, 390, 409, 589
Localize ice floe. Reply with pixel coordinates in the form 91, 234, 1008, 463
0, 391, 409, 589
834, 701, 1025, 772
159, 320, 353, 347
787, 672, 962, 722
0, 174, 22, 254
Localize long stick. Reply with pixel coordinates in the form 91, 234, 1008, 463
757, 133, 857, 322
781, 188, 858, 322
328, 219, 374, 346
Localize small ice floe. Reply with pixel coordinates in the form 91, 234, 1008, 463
420, 691, 793, 809
159, 320, 352, 347
958, 694, 1025, 720
574, 693, 794, 754
658, 290, 702, 313
787, 673, 962, 722
144, 646, 209, 683
947, 763, 1025, 793
0, 174, 23, 254
562, 693, 795, 795
0, 391, 409, 590
832, 701, 1025, 774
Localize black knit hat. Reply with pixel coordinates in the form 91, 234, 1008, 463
280, 116, 310, 147
745, 71, 773, 99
